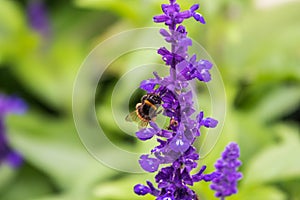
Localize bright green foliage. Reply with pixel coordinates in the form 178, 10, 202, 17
0, 0, 299, 200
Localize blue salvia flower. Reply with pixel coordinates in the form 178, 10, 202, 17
133, 0, 242, 199
210, 142, 243, 200
0, 94, 27, 168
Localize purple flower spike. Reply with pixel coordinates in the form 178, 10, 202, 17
211, 142, 243, 199
0, 94, 27, 168
133, 0, 242, 199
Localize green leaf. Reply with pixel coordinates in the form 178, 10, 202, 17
91, 175, 155, 200
243, 124, 300, 185
6, 113, 115, 190
192, 179, 287, 200
11, 38, 84, 113
250, 85, 300, 122
223, 2, 300, 81
33, 196, 69, 200
0, 165, 16, 192
232, 185, 287, 200
0, 0, 36, 63
74, 0, 151, 25
0, 164, 53, 200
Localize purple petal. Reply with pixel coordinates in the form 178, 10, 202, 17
178, 38, 192, 47
202, 172, 221, 182
157, 193, 175, 200
199, 59, 213, 69
157, 47, 171, 56
155, 166, 174, 183
177, 10, 192, 19
182, 168, 193, 185
158, 130, 173, 139
173, 3, 181, 12
202, 117, 218, 128
160, 28, 170, 37
196, 111, 204, 124
197, 69, 211, 82
193, 13, 206, 24
146, 181, 160, 196
169, 128, 190, 153
176, 25, 186, 33
161, 4, 169, 13
178, 67, 194, 81
149, 121, 160, 132
190, 4, 200, 12
179, 91, 193, 104
176, 60, 189, 72
136, 128, 157, 141
169, 0, 176, 4
139, 155, 160, 172
134, 184, 151, 195
151, 139, 167, 154
153, 14, 169, 23
140, 79, 157, 92
181, 107, 196, 117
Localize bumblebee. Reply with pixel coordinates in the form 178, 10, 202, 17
126, 93, 162, 128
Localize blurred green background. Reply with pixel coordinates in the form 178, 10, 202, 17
0, 0, 299, 199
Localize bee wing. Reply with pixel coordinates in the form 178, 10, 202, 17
138, 121, 149, 129
125, 111, 140, 122
149, 105, 161, 119
126, 110, 148, 129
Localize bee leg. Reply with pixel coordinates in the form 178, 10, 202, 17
156, 109, 162, 115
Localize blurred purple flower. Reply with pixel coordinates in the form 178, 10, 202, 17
0, 94, 27, 168
211, 142, 243, 199
27, 0, 51, 37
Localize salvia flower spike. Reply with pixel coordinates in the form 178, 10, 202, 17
211, 142, 243, 199
133, 0, 242, 199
